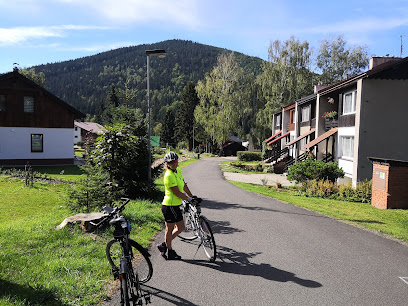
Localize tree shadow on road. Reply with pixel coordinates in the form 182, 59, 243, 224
141, 284, 196, 305
183, 245, 322, 288
209, 219, 245, 235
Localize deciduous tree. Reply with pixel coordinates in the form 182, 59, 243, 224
316, 35, 369, 85
195, 53, 251, 151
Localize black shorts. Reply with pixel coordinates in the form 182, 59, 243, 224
161, 205, 183, 223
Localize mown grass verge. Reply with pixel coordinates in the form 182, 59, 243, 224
0, 157, 198, 305
228, 181, 408, 243
0, 178, 162, 305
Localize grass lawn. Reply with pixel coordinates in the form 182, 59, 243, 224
0, 157, 198, 305
220, 160, 267, 174
1, 165, 85, 182
0, 176, 162, 305
229, 181, 408, 243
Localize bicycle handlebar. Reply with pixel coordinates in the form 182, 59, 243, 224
90, 198, 131, 227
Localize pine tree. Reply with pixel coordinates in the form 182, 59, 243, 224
162, 109, 175, 147
174, 82, 199, 149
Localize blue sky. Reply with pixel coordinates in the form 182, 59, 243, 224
1, 0, 407, 74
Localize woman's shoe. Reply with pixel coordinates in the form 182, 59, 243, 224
167, 249, 182, 260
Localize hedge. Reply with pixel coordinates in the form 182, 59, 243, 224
237, 151, 262, 161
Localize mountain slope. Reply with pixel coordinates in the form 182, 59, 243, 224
33, 39, 265, 121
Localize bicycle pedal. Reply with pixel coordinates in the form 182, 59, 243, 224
145, 295, 151, 304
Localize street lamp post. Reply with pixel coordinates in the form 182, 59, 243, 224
146, 49, 166, 183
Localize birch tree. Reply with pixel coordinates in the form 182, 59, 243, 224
316, 35, 369, 85
256, 37, 313, 132
195, 53, 251, 149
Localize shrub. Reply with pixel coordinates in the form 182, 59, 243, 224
263, 166, 274, 173
237, 151, 262, 161
337, 179, 372, 203
287, 159, 344, 183
301, 179, 338, 198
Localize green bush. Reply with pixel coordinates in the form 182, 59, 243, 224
296, 179, 372, 203
337, 180, 372, 203
237, 151, 262, 161
301, 179, 338, 198
263, 166, 274, 173
287, 159, 344, 183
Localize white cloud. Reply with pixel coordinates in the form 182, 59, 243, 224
0, 25, 111, 45
55, 0, 204, 29
299, 16, 408, 35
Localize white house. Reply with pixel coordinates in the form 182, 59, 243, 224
0, 69, 85, 165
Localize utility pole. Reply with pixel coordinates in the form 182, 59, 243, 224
401, 35, 403, 57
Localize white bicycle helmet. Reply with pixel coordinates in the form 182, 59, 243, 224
164, 152, 179, 163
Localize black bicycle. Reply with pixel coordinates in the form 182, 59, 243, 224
178, 199, 216, 262
92, 198, 153, 305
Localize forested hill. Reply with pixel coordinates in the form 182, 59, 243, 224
32, 39, 264, 121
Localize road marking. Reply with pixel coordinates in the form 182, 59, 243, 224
399, 277, 408, 285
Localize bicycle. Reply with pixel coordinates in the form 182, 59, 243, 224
178, 198, 216, 262
92, 198, 153, 306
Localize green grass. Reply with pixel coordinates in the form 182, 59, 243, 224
155, 158, 199, 192
0, 157, 200, 305
75, 148, 85, 157
220, 160, 266, 174
229, 181, 408, 243
1, 165, 85, 182
0, 177, 163, 305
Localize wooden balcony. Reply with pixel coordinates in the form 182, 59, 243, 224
324, 118, 338, 131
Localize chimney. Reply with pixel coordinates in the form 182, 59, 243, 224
13, 63, 19, 72
369, 56, 402, 70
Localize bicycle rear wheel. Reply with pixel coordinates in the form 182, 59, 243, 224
199, 216, 216, 262
106, 239, 153, 283
178, 213, 199, 241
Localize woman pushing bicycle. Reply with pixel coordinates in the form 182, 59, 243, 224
157, 152, 200, 260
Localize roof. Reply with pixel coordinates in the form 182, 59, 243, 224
368, 157, 408, 167
75, 121, 105, 134
267, 131, 290, 145
0, 70, 85, 118
229, 135, 242, 143
317, 56, 408, 96
296, 93, 317, 106
283, 103, 296, 111
264, 130, 281, 143
303, 128, 338, 150
285, 129, 315, 146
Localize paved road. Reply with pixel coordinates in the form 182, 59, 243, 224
106, 157, 408, 305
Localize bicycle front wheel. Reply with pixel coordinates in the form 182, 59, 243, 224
199, 216, 216, 262
106, 239, 153, 283
178, 213, 199, 241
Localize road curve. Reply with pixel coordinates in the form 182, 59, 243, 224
106, 157, 408, 305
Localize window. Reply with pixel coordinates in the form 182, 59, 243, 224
343, 91, 356, 114
289, 109, 294, 124
301, 105, 310, 122
275, 114, 281, 128
0, 95, 6, 112
340, 136, 354, 158
31, 134, 43, 152
24, 96, 34, 113
300, 137, 308, 149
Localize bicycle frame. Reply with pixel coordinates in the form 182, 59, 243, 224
93, 198, 152, 305
180, 200, 217, 262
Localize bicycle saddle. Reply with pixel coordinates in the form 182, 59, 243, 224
109, 215, 126, 225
